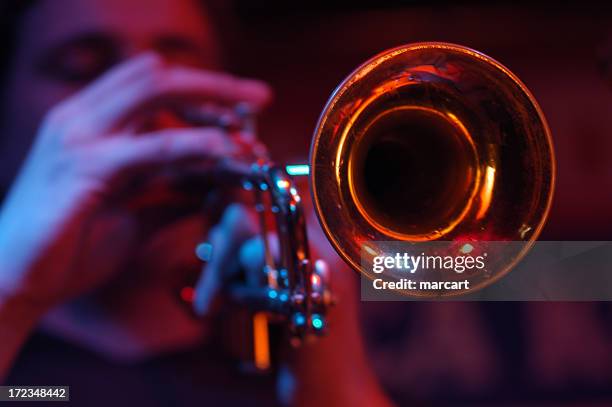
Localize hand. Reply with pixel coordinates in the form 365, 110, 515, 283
0, 52, 271, 317
191, 201, 392, 406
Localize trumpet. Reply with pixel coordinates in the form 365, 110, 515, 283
180, 104, 334, 344
186, 42, 554, 363
311, 42, 554, 296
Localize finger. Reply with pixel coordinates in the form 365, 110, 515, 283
230, 233, 298, 313
55, 52, 164, 120
193, 204, 257, 316
239, 232, 281, 285
93, 128, 249, 175
78, 66, 272, 134
164, 66, 272, 109
239, 237, 266, 287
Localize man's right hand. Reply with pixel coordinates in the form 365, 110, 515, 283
0, 52, 271, 320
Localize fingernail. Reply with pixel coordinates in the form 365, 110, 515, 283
195, 242, 213, 262
242, 79, 272, 97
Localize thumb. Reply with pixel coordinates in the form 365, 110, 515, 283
192, 204, 256, 316
239, 232, 280, 287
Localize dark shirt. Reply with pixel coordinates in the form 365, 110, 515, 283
6, 332, 279, 407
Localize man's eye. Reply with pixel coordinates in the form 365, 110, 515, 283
37, 45, 118, 84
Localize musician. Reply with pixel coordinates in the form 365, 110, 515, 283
0, 0, 392, 405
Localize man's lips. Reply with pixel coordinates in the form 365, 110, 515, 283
113, 162, 250, 286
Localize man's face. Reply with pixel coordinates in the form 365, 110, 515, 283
0, 0, 220, 189
0, 0, 226, 289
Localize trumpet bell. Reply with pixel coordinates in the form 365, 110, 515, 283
309, 43, 555, 295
